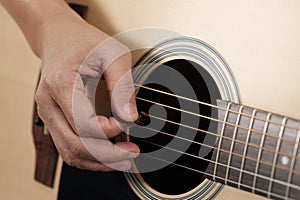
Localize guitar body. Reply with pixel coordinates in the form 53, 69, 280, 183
64, 0, 300, 199
72, 0, 300, 118
1, 0, 300, 199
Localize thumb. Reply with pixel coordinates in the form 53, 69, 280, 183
104, 53, 139, 123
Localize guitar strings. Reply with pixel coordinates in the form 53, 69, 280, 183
134, 84, 300, 146
285, 123, 300, 197
132, 97, 300, 174
130, 84, 300, 177
134, 84, 300, 175
146, 111, 298, 162
136, 96, 299, 146
135, 84, 300, 132
134, 124, 300, 175
132, 139, 298, 200
135, 96, 300, 161
132, 137, 300, 191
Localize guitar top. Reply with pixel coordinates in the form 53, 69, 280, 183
36, 1, 300, 199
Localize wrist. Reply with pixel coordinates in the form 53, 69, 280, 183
29, 1, 79, 57
0, 0, 77, 57
36, 10, 86, 59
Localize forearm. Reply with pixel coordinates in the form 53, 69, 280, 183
0, 0, 75, 57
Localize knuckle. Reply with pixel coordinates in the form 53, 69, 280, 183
62, 151, 78, 167
34, 86, 45, 104
60, 142, 82, 167
34, 92, 42, 105
34, 82, 52, 107
41, 72, 56, 90
41, 67, 74, 91
35, 106, 43, 119
64, 156, 76, 167
34, 94, 45, 118
34, 90, 51, 121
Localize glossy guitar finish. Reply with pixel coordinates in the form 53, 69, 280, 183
65, 0, 300, 199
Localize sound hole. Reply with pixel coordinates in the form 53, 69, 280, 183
130, 59, 220, 195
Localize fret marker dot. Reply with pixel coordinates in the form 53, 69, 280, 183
281, 156, 289, 165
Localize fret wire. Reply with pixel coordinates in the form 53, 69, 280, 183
267, 117, 287, 198
285, 123, 300, 198
238, 109, 257, 189
225, 105, 244, 184
141, 123, 300, 175
133, 84, 300, 197
213, 102, 231, 181
252, 113, 272, 192
148, 113, 300, 165
134, 138, 300, 198
137, 97, 299, 145
140, 154, 293, 200
135, 84, 299, 131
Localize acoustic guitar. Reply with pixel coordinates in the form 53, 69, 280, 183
32, 1, 300, 200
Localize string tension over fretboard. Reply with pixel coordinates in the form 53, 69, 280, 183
205, 100, 300, 200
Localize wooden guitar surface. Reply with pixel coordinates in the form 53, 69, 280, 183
66, 0, 300, 199
0, 1, 299, 200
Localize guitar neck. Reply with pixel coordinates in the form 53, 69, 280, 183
205, 100, 300, 200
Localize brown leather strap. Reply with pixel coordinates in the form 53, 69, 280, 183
32, 103, 58, 187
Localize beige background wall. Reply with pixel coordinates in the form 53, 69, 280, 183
0, 5, 60, 200
0, 0, 300, 200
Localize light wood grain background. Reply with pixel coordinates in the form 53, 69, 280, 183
1, 1, 300, 199
0, 5, 61, 200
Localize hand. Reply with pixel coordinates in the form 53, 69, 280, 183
35, 11, 139, 172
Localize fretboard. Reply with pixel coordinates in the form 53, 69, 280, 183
205, 100, 300, 200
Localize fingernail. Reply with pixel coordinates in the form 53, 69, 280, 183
129, 152, 139, 159
120, 163, 132, 172
123, 103, 138, 121
120, 166, 129, 172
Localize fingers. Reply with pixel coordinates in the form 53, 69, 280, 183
72, 74, 124, 138
80, 138, 139, 163
40, 68, 122, 139
79, 37, 138, 123
104, 53, 139, 123
42, 40, 139, 138
34, 24, 141, 172
35, 90, 139, 171
74, 159, 132, 172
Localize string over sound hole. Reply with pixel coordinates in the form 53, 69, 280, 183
128, 59, 221, 196
135, 111, 151, 126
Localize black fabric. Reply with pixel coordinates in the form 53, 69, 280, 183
58, 162, 140, 200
